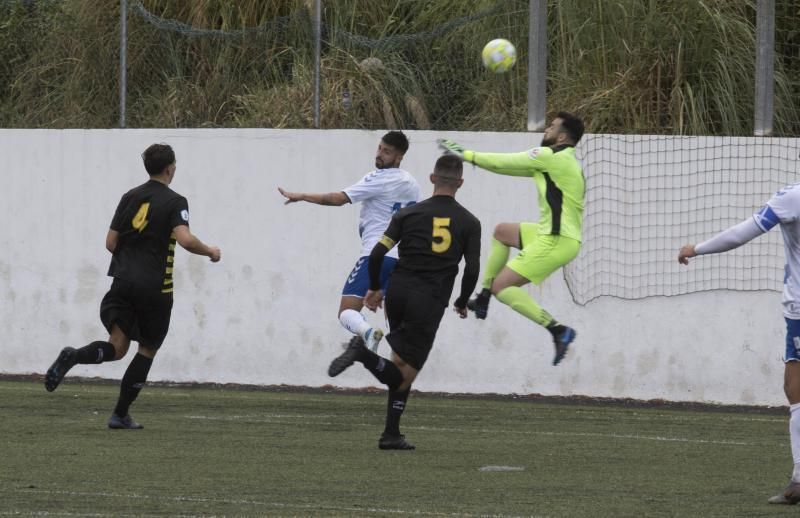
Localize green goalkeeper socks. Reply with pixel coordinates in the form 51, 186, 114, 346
482, 238, 510, 290
496, 286, 554, 327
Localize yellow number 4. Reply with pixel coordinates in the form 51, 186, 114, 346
132, 202, 150, 232
432, 217, 451, 253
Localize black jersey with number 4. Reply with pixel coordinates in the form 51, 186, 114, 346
108, 180, 189, 293
383, 195, 481, 305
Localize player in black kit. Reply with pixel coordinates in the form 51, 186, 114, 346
44, 143, 221, 429
328, 153, 481, 449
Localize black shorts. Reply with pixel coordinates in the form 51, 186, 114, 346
100, 278, 174, 349
384, 281, 446, 371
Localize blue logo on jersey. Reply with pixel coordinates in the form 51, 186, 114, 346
364, 170, 386, 182
775, 182, 800, 196
391, 201, 416, 214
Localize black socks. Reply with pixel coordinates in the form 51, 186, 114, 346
359, 347, 411, 437
113, 353, 153, 417
75, 341, 117, 364
360, 348, 403, 390
384, 388, 410, 437
547, 322, 566, 339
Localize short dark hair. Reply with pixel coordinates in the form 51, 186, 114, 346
432, 154, 463, 185
142, 143, 175, 176
556, 111, 585, 144
381, 131, 409, 154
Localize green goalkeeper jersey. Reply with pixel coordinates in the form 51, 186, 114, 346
467, 144, 585, 242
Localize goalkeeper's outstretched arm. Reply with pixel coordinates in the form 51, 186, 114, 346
470, 150, 539, 177
437, 139, 533, 177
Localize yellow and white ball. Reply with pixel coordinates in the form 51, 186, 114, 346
481, 38, 517, 73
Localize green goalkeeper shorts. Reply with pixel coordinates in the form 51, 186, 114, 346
506, 222, 581, 284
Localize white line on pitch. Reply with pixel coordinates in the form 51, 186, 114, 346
0, 382, 789, 421
7, 488, 534, 518
183, 414, 756, 446
185, 413, 343, 420
0, 511, 139, 517
409, 425, 753, 446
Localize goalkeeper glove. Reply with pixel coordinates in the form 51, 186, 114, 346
437, 139, 474, 163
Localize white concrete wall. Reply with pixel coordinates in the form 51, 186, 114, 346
0, 129, 788, 405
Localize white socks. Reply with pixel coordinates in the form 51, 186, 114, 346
339, 309, 371, 339
791, 403, 800, 482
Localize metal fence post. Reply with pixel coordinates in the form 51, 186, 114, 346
119, 0, 127, 128
527, 0, 547, 131
313, 0, 321, 129
754, 0, 775, 136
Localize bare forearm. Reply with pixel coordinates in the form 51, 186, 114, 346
289, 191, 349, 206
303, 192, 347, 205
278, 187, 349, 206
173, 224, 220, 262
180, 234, 214, 257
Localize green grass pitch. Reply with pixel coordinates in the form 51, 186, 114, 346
0, 379, 793, 517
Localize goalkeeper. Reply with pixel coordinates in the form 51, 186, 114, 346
438, 112, 585, 366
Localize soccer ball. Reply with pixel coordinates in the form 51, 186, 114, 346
481, 39, 517, 73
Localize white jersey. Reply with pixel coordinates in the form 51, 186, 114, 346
753, 182, 800, 319
343, 167, 421, 259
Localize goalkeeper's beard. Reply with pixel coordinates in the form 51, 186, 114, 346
540, 135, 557, 147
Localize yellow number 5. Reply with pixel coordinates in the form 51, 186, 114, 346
132, 202, 150, 232
432, 217, 451, 253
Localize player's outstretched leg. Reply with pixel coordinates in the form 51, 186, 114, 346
107, 413, 144, 430
769, 480, 800, 504
339, 308, 384, 352
329, 336, 367, 377
44, 347, 78, 392
467, 288, 491, 319
494, 285, 577, 366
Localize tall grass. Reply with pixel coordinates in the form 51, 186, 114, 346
0, 0, 797, 134
551, 1, 756, 134
0, 1, 120, 126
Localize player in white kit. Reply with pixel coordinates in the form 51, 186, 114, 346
678, 182, 800, 505
278, 131, 421, 351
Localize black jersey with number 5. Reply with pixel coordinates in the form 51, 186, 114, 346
383, 194, 481, 305
108, 180, 189, 293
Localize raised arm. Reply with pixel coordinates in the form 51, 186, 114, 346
470, 150, 541, 177
437, 139, 536, 177
277, 187, 350, 206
